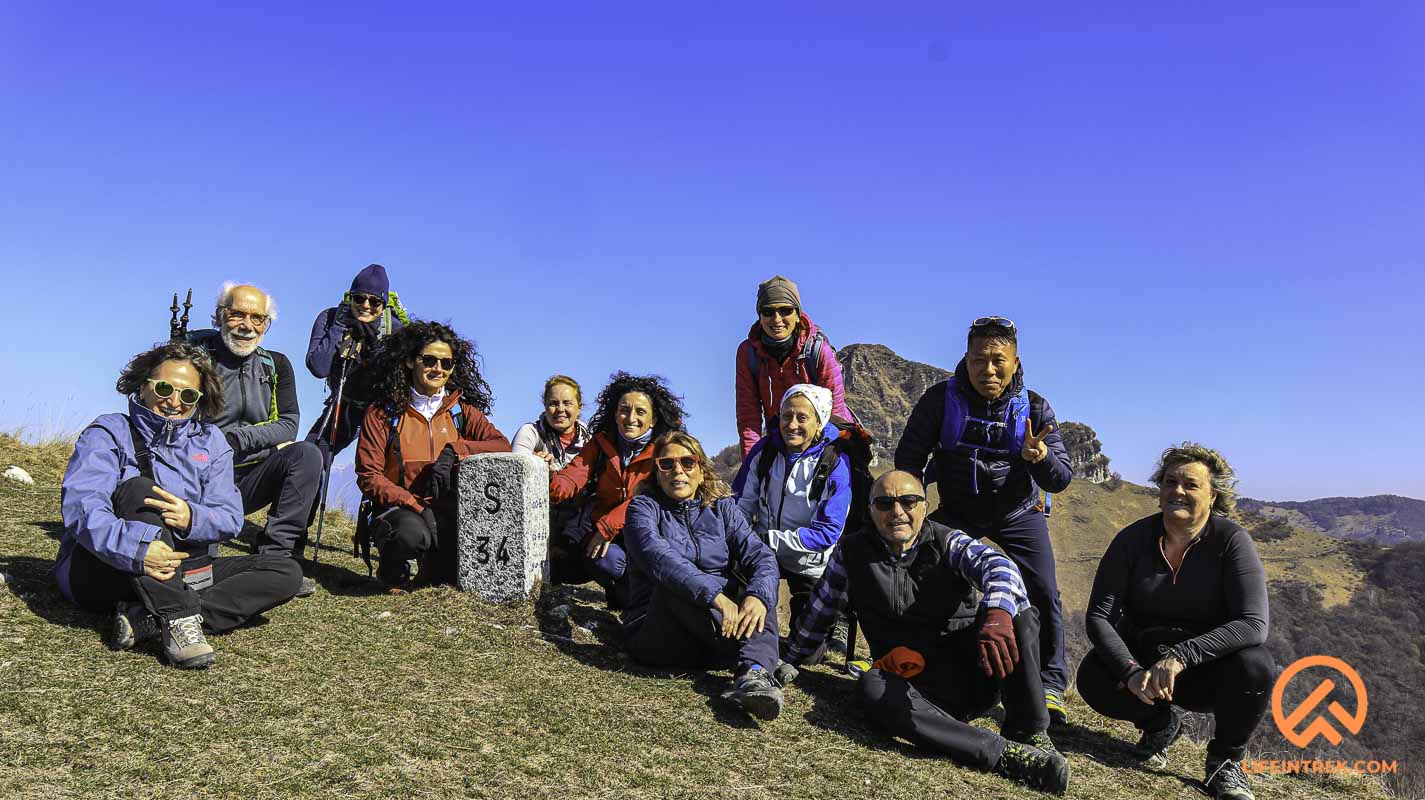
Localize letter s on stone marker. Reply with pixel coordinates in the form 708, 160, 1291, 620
484, 481, 501, 513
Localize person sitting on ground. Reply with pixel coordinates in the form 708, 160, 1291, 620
304, 263, 409, 461
622, 432, 785, 720
56, 342, 303, 669
355, 321, 510, 592
548, 372, 685, 608
783, 471, 1070, 794
894, 315, 1075, 723
1077, 443, 1270, 800
511, 375, 592, 583
732, 384, 851, 652
188, 283, 322, 597
735, 274, 852, 458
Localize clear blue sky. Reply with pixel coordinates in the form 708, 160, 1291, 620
2, 2, 1422, 502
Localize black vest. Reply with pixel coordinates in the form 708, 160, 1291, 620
841, 520, 983, 658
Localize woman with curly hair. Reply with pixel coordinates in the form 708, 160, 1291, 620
1077, 443, 1271, 800
548, 372, 685, 607
355, 321, 509, 592
58, 342, 302, 669
622, 432, 784, 720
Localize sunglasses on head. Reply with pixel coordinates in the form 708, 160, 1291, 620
971, 315, 1015, 331
351, 292, 386, 308
655, 455, 700, 473
759, 305, 797, 319
419, 355, 455, 370
870, 494, 926, 512
147, 379, 203, 406
223, 308, 270, 327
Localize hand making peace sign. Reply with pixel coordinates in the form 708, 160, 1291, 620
1021, 419, 1054, 464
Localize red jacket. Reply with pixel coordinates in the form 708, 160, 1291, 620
355, 390, 510, 513
549, 431, 655, 543
734, 312, 851, 457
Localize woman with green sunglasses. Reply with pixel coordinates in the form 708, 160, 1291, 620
56, 342, 304, 669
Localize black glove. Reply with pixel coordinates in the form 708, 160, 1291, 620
428, 444, 460, 501
420, 507, 438, 537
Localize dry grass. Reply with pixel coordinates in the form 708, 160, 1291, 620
0, 437, 1393, 800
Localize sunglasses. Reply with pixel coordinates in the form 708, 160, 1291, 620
419, 355, 455, 370
223, 308, 270, 327
971, 315, 1015, 331
870, 494, 926, 512
351, 292, 386, 309
655, 455, 700, 473
147, 379, 204, 406
759, 305, 797, 319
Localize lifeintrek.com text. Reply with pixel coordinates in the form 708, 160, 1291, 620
1243, 759, 1399, 775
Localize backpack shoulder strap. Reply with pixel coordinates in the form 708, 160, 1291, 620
755, 439, 778, 488
744, 340, 761, 381
449, 401, 465, 434
939, 378, 968, 452
255, 347, 279, 423
807, 437, 844, 503
801, 329, 828, 379
125, 415, 156, 481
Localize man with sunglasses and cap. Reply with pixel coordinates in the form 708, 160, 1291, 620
190, 282, 321, 597
894, 316, 1074, 724
782, 471, 1069, 793
304, 263, 409, 460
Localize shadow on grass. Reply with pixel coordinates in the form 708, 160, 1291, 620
0, 554, 105, 635
792, 667, 927, 757
26, 519, 64, 540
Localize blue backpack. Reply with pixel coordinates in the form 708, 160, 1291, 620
938, 376, 1031, 458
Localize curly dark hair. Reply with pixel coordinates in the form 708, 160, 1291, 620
365, 320, 494, 413
588, 372, 686, 438
116, 342, 225, 419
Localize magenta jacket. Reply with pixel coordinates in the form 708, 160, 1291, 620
734, 312, 850, 457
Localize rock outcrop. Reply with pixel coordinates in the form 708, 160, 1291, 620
1058, 421, 1112, 484
836, 343, 950, 465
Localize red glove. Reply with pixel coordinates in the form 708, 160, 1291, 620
977, 608, 1020, 680
871, 646, 925, 679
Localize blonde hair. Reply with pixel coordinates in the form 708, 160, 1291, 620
542, 374, 582, 404
643, 431, 731, 509
1149, 441, 1239, 517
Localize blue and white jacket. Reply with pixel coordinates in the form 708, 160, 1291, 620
731, 423, 851, 580
55, 399, 244, 602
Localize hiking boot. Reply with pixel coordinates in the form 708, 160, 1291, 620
1044, 690, 1069, 725
827, 618, 850, 655
723, 667, 784, 721
109, 602, 159, 650
1205, 756, 1255, 800
162, 614, 215, 669
294, 576, 317, 598
993, 739, 1070, 794
1006, 730, 1060, 755
1133, 705, 1185, 768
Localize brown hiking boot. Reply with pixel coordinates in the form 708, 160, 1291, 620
162, 614, 215, 669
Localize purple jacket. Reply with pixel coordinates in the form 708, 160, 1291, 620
55, 399, 244, 602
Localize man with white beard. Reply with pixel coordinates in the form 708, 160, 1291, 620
189, 283, 320, 597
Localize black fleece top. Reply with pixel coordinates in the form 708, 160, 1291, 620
1085, 512, 1269, 681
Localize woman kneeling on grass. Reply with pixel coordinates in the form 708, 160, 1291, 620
1077, 442, 1272, 800
355, 321, 510, 593
57, 342, 302, 669
621, 432, 785, 720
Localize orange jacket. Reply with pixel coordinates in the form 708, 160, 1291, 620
355, 390, 510, 513
549, 431, 655, 543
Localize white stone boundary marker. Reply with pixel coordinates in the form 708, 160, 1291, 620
455, 452, 549, 602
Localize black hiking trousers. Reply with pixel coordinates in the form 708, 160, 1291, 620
68, 477, 302, 632
858, 607, 1048, 771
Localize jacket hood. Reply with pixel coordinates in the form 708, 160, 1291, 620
952, 357, 1025, 407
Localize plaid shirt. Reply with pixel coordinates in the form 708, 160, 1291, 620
785, 526, 1030, 665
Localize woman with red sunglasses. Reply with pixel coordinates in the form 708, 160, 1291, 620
355, 321, 510, 592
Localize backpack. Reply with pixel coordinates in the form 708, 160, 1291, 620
756, 415, 876, 536
353, 400, 468, 576
937, 377, 1030, 458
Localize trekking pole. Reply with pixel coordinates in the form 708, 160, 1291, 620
168, 289, 192, 341
309, 332, 361, 565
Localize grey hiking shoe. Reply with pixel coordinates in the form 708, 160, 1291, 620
295, 576, 317, 598
993, 739, 1070, 794
162, 613, 215, 669
724, 667, 784, 721
1133, 705, 1185, 768
826, 618, 851, 655
109, 602, 159, 650
1205, 756, 1255, 800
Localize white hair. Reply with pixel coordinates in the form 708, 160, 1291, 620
213, 281, 278, 325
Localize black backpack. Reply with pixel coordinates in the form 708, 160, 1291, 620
755, 415, 876, 536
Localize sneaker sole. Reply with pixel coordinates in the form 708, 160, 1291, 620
735, 692, 783, 721
109, 613, 135, 651
169, 651, 216, 670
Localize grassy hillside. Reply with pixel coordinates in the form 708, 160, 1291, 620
0, 434, 1393, 799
